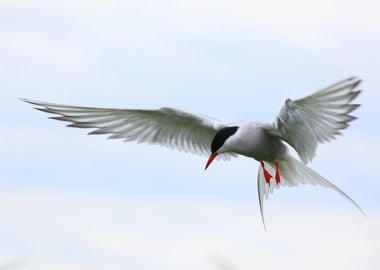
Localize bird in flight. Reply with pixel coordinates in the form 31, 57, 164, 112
21, 77, 365, 229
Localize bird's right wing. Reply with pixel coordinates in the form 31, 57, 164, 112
21, 99, 236, 160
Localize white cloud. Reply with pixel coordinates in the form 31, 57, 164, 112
2, 0, 379, 101
0, 30, 80, 66
0, 189, 378, 270
3, 0, 379, 53
0, 28, 98, 91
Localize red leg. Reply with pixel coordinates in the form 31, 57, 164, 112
260, 161, 272, 184
275, 160, 280, 185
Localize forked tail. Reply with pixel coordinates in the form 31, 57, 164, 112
257, 155, 365, 231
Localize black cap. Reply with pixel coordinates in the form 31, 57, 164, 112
211, 126, 239, 153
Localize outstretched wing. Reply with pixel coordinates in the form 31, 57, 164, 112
273, 77, 362, 164
21, 98, 236, 160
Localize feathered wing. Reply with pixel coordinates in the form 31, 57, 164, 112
273, 77, 362, 164
257, 156, 365, 230
21, 98, 236, 160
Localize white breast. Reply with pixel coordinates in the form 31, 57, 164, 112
223, 122, 287, 161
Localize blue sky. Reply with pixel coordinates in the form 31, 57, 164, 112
1, 0, 380, 269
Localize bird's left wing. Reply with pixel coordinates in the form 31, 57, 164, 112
273, 77, 362, 164
21, 99, 236, 160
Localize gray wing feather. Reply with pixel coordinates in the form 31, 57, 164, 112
21, 99, 236, 160
274, 77, 362, 164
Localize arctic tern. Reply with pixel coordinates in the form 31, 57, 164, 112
21, 77, 365, 229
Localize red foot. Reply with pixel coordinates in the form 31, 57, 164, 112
260, 161, 272, 184
275, 160, 280, 185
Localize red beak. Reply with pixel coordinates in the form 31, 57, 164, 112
205, 152, 218, 170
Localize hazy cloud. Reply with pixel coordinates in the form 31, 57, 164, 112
0, 189, 377, 270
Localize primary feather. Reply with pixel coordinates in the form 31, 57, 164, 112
274, 77, 362, 164
20, 98, 236, 160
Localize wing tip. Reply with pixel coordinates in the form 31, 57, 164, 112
19, 97, 40, 106
345, 76, 362, 86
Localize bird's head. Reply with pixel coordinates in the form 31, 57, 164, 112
205, 126, 239, 170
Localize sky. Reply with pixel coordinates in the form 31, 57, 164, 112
1, 0, 380, 269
